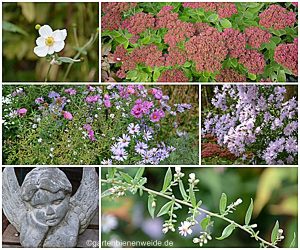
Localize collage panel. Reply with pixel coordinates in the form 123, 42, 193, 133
2, 167, 99, 248
101, 167, 298, 247
2, 84, 199, 165
3, 2, 99, 82
101, 2, 298, 83
201, 85, 298, 165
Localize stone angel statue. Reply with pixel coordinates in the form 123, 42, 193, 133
2, 167, 99, 248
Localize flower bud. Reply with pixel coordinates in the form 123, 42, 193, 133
35, 24, 41, 30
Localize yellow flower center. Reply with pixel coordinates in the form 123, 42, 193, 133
45, 37, 54, 46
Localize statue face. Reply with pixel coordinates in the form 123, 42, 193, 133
29, 190, 70, 227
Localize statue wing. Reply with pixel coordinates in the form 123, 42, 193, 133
70, 167, 99, 234
2, 167, 26, 232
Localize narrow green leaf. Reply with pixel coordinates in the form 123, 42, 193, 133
107, 168, 116, 179
219, 193, 227, 215
58, 57, 81, 64
161, 167, 172, 193
157, 200, 173, 217
189, 185, 197, 207
271, 220, 279, 244
2, 21, 28, 36
119, 172, 133, 183
200, 216, 211, 231
216, 223, 235, 240
289, 232, 296, 248
220, 18, 232, 28
179, 180, 188, 200
147, 195, 156, 218
134, 167, 145, 181
245, 198, 253, 225
153, 67, 161, 82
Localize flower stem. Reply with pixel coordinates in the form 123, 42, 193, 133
62, 30, 99, 82
45, 63, 52, 82
101, 179, 277, 248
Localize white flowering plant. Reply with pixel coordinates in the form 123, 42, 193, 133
33, 24, 98, 82
101, 167, 296, 248
2, 85, 198, 165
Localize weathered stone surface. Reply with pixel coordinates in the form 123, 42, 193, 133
3, 167, 99, 248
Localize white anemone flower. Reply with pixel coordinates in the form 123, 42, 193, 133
34, 25, 67, 57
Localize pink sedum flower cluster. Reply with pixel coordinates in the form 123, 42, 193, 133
259, 4, 296, 30
215, 69, 246, 82
274, 38, 298, 75
245, 27, 272, 49
157, 69, 189, 82
121, 12, 155, 35
185, 29, 228, 73
182, 2, 237, 18
222, 28, 246, 58
238, 50, 266, 75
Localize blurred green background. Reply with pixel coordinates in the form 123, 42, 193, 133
101, 167, 297, 248
3, 2, 99, 82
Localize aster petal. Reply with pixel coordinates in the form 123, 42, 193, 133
36, 37, 45, 46
53, 41, 65, 52
33, 45, 48, 57
52, 29, 67, 41
39, 25, 53, 38
47, 46, 55, 55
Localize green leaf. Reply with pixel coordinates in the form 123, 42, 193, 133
140, 36, 151, 45
289, 232, 296, 248
208, 13, 219, 22
245, 198, 253, 225
101, 188, 114, 198
153, 67, 161, 82
184, 61, 191, 68
2, 21, 28, 36
119, 172, 133, 183
220, 18, 232, 28
58, 57, 81, 64
216, 223, 236, 240
219, 193, 227, 215
147, 195, 156, 218
126, 70, 138, 80
271, 220, 279, 244
134, 167, 145, 181
200, 216, 211, 231
277, 70, 286, 82
161, 167, 172, 193
179, 180, 188, 200
157, 200, 173, 217
189, 185, 197, 207
107, 168, 116, 179
248, 73, 257, 81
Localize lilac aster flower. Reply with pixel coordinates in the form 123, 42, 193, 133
35, 97, 44, 104
135, 141, 148, 154
48, 91, 60, 99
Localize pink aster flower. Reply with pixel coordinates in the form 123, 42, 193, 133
63, 111, 73, 120
85, 95, 100, 103
150, 110, 163, 122
17, 108, 27, 117
131, 103, 144, 118
88, 130, 96, 141
104, 99, 111, 108
64, 88, 77, 95
151, 88, 163, 100
83, 124, 92, 131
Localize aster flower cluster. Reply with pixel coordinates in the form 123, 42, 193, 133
202, 85, 298, 165
3, 85, 195, 165
274, 38, 298, 76
259, 4, 297, 30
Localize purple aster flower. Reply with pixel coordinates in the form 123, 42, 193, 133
48, 91, 60, 99
64, 88, 77, 95
135, 141, 148, 154
35, 97, 44, 104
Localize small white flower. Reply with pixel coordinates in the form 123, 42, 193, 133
110, 114, 115, 119
188, 173, 196, 183
178, 221, 193, 237
32, 124, 38, 129
49, 153, 53, 158
175, 167, 181, 174
37, 138, 42, 143
50, 147, 54, 152
33, 24, 67, 57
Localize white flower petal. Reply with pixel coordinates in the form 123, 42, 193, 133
36, 37, 45, 46
52, 29, 67, 41
39, 25, 53, 38
33, 45, 49, 57
47, 46, 55, 55
53, 41, 65, 52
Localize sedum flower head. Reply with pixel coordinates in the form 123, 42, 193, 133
34, 24, 67, 57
